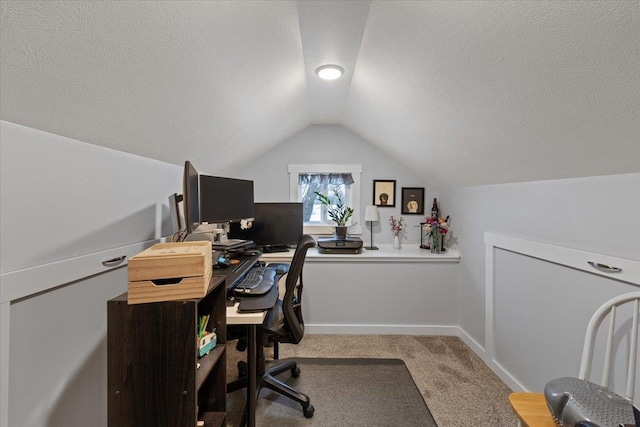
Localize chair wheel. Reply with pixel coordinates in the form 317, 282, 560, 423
291, 367, 301, 378
303, 404, 314, 418
237, 361, 247, 378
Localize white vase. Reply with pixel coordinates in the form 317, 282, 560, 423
393, 235, 401, 249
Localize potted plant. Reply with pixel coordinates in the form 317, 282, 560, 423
314, 191, 354, 240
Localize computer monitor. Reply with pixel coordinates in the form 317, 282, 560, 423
228, 203, 303, 248
199, 175, 254, 223
182, 161, 255, 243
183, 160, 200, 235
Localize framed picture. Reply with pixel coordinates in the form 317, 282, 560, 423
373, 180, 396, 207
401, 187, 425, 215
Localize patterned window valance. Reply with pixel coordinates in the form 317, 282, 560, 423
298, 173, 354, 185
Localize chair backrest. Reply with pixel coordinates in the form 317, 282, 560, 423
579, 291, 640, 401
281, 234, 316, 344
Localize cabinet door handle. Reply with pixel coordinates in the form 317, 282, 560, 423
587, 261, 622, 273
102, 256, 126, 267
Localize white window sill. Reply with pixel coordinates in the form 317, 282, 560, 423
261, 245, 461, 263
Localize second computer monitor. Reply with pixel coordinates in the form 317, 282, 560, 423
229, 202, 303, 248
199, 175, 255, 224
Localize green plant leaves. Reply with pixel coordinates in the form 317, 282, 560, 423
313, 191, 354, 226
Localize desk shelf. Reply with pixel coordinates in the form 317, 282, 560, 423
107, 276, 228, 427
196, 345, 225, 390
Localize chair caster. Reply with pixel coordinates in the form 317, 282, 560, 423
291, 367, 301, 378
303, 403, 314, 418
237, 361, 247, 378
236, 339, 247, 352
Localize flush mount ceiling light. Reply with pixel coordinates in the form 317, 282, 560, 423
315, 64, 344, 80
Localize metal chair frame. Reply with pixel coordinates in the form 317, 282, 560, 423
579, 291, 640, 401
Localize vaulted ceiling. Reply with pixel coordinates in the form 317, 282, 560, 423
1, 1, 639, 187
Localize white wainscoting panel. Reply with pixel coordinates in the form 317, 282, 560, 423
482, 232, 640, 395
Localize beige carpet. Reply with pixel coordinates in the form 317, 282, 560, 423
227, 334, 518, 426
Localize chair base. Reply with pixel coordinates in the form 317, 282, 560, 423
228, 358, 314, 418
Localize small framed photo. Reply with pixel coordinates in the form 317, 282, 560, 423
401, 187, 425, 215
373, 180, 396, 207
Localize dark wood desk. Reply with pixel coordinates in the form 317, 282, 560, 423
108, 275, 229, 427
107, 253, 269, 427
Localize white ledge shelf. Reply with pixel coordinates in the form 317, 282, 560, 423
261, 244, 461, 263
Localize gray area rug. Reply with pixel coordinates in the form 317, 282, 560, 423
226, 358, 437, 427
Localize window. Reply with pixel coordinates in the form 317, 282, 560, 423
289, 164, 362, 235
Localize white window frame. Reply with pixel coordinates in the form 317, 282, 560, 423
288, 164, 362, 235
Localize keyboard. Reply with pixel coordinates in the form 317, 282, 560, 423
233, 266, 276, 296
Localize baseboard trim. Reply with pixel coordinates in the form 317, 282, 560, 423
305, 324, 459, 335
456, 327, 485, 356
457, 327, 527, 392
304, 324, 528, 391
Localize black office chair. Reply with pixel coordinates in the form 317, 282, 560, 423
228, 234, 316, 418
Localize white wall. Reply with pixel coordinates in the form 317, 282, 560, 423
222, 124, 437, 245
0, 121, 183, 273
440, 173, 640, 392
0, 121, 182, 427
303, 258, 459, 334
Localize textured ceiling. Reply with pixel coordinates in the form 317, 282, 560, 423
1, 1, 639, 187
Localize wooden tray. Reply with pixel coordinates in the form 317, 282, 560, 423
127, 241, 212, 304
